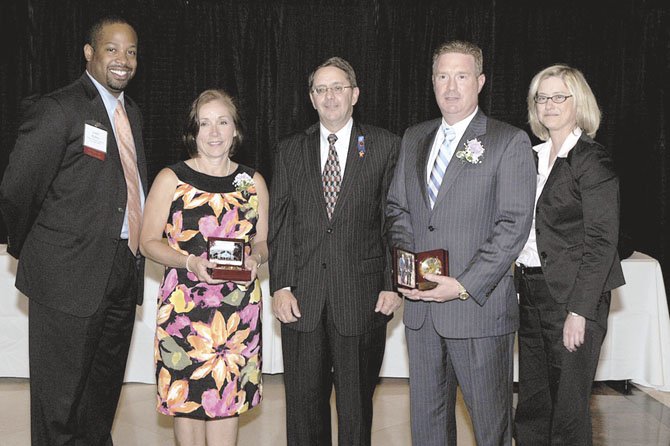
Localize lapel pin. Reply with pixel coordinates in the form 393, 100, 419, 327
357, 135, 366, 158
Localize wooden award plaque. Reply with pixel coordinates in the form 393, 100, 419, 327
207, 237, 252, 281
393, 247, 448, 291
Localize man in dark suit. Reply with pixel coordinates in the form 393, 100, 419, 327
0, 16, 146, 445
386, 41, 536, 445
269, 57, 401, 446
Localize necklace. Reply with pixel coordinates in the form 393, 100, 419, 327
194, 156, 230, 177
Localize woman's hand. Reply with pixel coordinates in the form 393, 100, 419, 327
563, 312, 586, 352
186, 254, 224, 284
236, 254, 261, 287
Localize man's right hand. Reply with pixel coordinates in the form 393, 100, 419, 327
272, 289, 302, 323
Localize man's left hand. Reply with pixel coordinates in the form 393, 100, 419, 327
399, 274, 461, 302
375, 291, 402, 315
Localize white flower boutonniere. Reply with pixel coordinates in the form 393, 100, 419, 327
233, 172, 255, 193
455, 138, 485, 164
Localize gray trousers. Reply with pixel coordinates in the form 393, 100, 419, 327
406, 315, 514, 446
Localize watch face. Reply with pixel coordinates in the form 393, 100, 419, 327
419, 256, 442, 276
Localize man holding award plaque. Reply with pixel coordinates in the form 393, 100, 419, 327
269, 57, 401, 445
386, 41, 535, 446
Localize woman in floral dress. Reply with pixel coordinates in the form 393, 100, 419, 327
140, 89, 268, 446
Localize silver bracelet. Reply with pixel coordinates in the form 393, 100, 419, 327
185, 254, 195, 273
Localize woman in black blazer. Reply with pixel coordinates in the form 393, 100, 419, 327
513, 65, 625, 445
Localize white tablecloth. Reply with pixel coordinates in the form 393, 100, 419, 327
1, 249, 669, 391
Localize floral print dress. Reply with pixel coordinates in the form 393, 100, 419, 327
155, 161, 262, 419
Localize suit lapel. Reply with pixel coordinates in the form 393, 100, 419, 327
434, 110, 487, 208
302, 125, 329, 221
416, 122, 440, 209
538, 157, 567, 204
538, 136, 588, 204
79, 74, 129, 208
331, 122, 364, 221
81, 74, 122, 169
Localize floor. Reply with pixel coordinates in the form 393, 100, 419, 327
1, 376, 669, 445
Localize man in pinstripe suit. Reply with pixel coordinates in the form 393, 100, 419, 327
269, 57, 401, 446
386, 41, 535, 445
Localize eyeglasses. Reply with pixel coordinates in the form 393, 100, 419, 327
311, 85, 354, 96
534, 94, 573, 104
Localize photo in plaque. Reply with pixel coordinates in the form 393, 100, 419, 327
392, 247, 448, 291
207, 237, 251, 281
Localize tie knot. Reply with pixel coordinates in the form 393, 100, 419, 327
328, 134, 337, 145
443, 126, 455, 140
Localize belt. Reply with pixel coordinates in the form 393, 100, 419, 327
516, 263, 543, 275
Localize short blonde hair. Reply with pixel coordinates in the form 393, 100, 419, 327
432, 40, 483, 76
527, 64, 601, 141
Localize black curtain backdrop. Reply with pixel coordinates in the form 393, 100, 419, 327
1, 0, 668, 303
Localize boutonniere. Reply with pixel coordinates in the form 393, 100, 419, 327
357, 135, 366, 158
455, 138, 485, 164
233, 172, 255, 193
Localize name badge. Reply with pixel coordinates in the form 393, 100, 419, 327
83, 121, 108, 160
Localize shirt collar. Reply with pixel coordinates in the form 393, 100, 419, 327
319, 117, 354, 143
533, 127, 583, 157
86, 71, 125, 118
441, 107, 478, 135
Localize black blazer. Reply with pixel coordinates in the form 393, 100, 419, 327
268, 121, 400, 336
535, 134, 625, 320
0, 73, 148, 316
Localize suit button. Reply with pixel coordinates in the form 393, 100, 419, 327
322, 263, 327, 269
326, 228, 333, 234
540, 252, 547, 259
428, 225, 435, 232
536, 229, 541, 235
117, 207, 124, 213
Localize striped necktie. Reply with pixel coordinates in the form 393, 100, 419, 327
114, 101, 142, 255
322, 133, 341, 219
428, 126, 456, 208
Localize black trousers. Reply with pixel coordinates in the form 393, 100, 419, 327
281, 302, 387, 446
28, 241, 138, 446
514, 267, 610, 446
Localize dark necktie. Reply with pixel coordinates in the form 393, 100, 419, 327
322, 133, 341, 219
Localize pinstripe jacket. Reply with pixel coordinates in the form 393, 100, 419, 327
269, 121, 400, 336
386, 110, 535, 338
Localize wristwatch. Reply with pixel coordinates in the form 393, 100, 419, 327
457, 283, 470, 301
